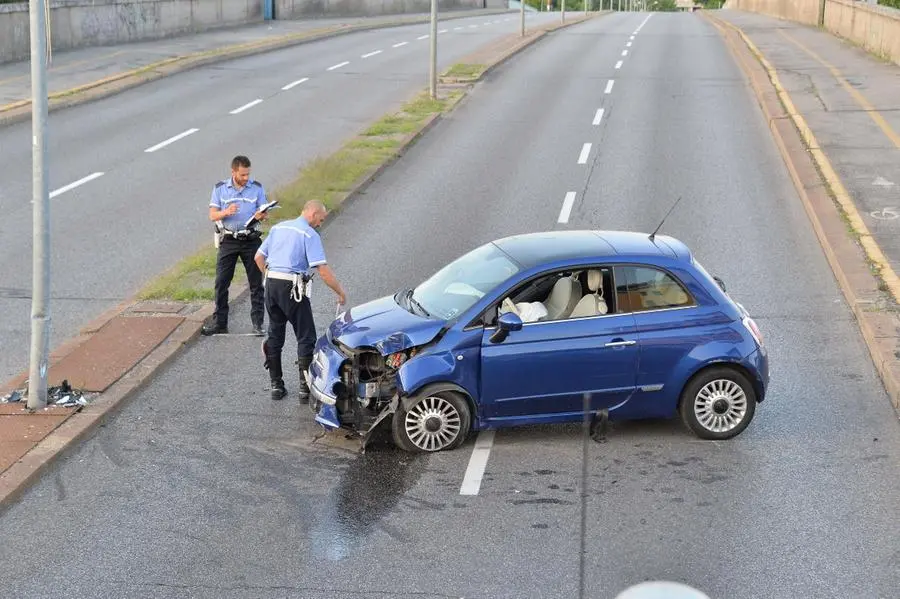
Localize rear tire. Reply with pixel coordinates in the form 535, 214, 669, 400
679, 366, 756, 440
392, 391, 471, 453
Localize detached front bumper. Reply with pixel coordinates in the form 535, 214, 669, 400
306, 337, 346, 430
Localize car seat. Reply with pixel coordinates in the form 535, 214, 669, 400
569, 270, 609, 318
542, 275, 581, 320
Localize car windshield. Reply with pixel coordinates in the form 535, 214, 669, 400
409, 243, 521, 321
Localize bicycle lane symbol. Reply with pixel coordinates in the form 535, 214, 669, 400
870, 207, 899, 220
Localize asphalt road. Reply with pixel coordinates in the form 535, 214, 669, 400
0, 9, 559, 385
2, 11, 900, 599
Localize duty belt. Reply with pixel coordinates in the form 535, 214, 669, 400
223, 228, 261, 241
266, 270, 312, 302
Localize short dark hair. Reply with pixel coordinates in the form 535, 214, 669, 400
231, 155, 251, 170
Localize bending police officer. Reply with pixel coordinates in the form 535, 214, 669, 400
254, 200, 346, 402
203, 155, 270, 336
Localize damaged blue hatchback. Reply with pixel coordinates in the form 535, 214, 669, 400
304, 230, 769, 453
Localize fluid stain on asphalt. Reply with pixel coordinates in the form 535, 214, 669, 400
308, 444, 429, 562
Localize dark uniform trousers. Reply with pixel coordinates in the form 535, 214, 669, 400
213, 236, 265, 328
264, 279, 317, 361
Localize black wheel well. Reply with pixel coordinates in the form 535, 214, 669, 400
677, 361, 761, 411
403, 382, 477, 421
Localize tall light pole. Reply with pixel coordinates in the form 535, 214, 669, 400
521, 0, 525, 36
562, 0, 565, 21
429, 0, 437, 99
26, 0, 51, 410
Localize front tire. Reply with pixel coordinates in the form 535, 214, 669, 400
392, 391, 471, 453
679, 366, 756, 440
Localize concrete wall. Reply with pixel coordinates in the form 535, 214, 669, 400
725, 0, 900, 67
275, 0, 484, 18
1, 0, 262, 63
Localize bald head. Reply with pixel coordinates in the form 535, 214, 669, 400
302, 200, 327, 228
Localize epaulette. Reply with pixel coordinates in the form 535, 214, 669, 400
251, 180, 263, 188
215, 180, 226, 188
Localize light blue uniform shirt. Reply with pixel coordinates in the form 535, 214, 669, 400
210, 177, 267, 231
257, 216, 327, 275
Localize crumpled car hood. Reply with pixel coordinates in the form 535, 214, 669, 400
328, 295, 444, 355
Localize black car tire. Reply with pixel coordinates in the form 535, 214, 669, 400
679, 366, 757, 440
392, 391, 471, 453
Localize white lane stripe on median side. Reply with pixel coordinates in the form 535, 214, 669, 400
615, 60, 623, 69
393, 41, 408, 47
439, 29, 449, 33
281, 77, 308, 90
558, 191, 577, 223
578, 143, 592, 164
230, 99, 262, 114
144, 128, 199, 152
605, 79, 615, 94
592, 108, 605, 125
417, 34, 429, 39
627, 41, 632, 47
361, 50, 382, 58
49, 172, 104, 198
622, 50, 628, 56
459, 430, 496, 495
327, 61, 349, 71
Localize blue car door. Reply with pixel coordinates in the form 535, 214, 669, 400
479, 311, 640, 425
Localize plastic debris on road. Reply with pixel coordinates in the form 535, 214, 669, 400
1, 379, 92, 408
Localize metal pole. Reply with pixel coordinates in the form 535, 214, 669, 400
520, 0, 525, 36
27, 0, 51, 411
429, 0, 437, 99
562, 0, 565, 21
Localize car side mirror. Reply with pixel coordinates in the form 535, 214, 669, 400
490, 312, 523, 343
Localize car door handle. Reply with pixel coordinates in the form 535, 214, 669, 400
605, 339, 636, 347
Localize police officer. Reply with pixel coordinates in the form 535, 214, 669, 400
254, 200, 346, 402
202, 155, 269, 336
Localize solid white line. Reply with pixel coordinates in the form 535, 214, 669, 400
144, 128, 199, 152
622, 50, 628, 56
49, 172, 104, 198
592, 108, 605, 125
417, 34, 429, 39
605, 79, 615, 93
229, 99, 262, 114
281, 77, 309, 90
459, 430, 495, 496
361, 50, 382, 58
327, 61, 349, 71
558, 191, 577, 223
615, 60, 623, 69
393, 41, 408, 47
578, 143, 592, 164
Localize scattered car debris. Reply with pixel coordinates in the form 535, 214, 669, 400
1, 379, 91, 408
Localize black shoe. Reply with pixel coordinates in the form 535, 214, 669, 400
251, 324, 264, 337
271, 380, 287, 401
201, 323, 228, 336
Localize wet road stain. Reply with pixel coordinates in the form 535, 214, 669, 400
308, 444, 429, 561
510, 498, 574, 506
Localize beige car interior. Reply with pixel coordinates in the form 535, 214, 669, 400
499, 269, 610, 323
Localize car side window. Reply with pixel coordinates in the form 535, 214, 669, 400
495, 268, 618, 324
620, 266, 694, 312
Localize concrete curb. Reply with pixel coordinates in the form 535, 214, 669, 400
703, 10, 900, 417
0, 11, 600, 514
0, 9, 515, 128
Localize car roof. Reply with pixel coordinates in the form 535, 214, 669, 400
492, 230, 693, 269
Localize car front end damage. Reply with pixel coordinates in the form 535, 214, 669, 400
305, 328, 432, 448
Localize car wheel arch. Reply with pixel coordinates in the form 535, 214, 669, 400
675, 360, 762, 412
400, 382, 478, 423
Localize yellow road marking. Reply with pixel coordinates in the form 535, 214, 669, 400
711, 17, 900, 303
777, 29, 900, 150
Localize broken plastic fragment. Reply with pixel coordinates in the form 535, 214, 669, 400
1, 390, 23, 403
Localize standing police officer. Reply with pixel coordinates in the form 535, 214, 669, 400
202, 155, 269, 336
254, 200, 346, 402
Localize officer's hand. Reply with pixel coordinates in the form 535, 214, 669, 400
337, 291, 347, 306
226, 204, 239, 216
254, 210, 268, 221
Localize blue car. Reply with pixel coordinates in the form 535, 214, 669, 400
304, 230, 769, 453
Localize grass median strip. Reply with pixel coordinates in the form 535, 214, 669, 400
138, 86, 465, 302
